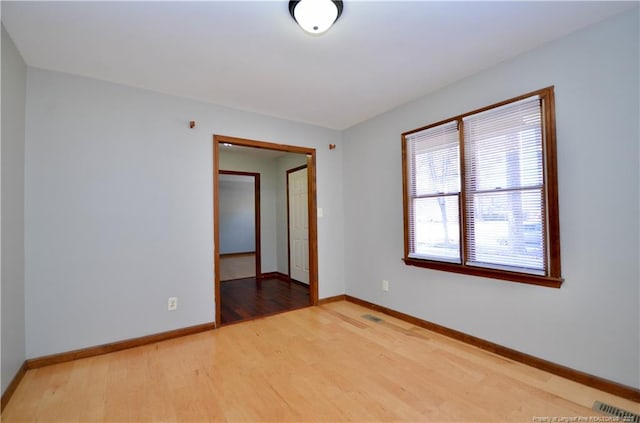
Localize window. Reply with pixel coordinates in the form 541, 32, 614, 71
402, 87, 562, 287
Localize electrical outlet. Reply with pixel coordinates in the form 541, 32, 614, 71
168, 297, 178, 311
382, 280, 389, 292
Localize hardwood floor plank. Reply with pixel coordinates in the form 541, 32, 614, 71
3, 301, 637, 422
220, 277, 310, 324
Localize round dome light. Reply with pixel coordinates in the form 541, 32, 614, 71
289, 0, 343, 35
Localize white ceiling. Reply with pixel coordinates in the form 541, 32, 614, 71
2, 1, 637, 130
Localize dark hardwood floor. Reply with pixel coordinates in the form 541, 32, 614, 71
220, 277, 310, 325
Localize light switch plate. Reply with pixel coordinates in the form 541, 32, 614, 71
168, 297, 177, 311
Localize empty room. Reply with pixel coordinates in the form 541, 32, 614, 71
1, 1, 639, 422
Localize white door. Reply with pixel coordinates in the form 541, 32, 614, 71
288, 167, 309, 284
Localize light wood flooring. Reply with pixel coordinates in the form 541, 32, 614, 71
219, 254, 255, 281
3, 301, 638, 422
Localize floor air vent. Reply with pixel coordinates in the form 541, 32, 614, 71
361, 314, 383, 323
593, 401, 639, 422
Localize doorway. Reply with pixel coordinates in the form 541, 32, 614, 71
213, 135, 319, 326
218, 171, 260, 281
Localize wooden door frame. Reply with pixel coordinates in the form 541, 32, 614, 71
213, 134, 319, 325
286, 164, 308, 281
218, 170, 261, 281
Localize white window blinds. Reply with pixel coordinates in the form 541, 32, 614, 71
402, 87, 560, 285
406, 120, 461, 262
463, 95, 546, 274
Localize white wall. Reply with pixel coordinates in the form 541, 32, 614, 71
1, 24, 27, 394
342, 10, 639, 388
24, 68, 344, 358
218, 176, 256, 255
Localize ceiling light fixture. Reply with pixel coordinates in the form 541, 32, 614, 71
289, 0, 343, 35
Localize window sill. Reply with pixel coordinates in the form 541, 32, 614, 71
403, 257, 563, 288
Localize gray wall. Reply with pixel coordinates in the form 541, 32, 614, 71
342, 10, 639, 388
1, 24, 27, 394
24, 68, 344, 358
218, 175, 255, 255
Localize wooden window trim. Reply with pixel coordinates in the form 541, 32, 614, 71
402, 87, 563, 288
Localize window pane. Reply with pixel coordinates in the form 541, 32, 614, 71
414, 147, 460, 196
464, 97, 543, 192
466, 189, 544, 272
409, 196, 460, 262
463, 95, 547, 275
406, 121, 460, 196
